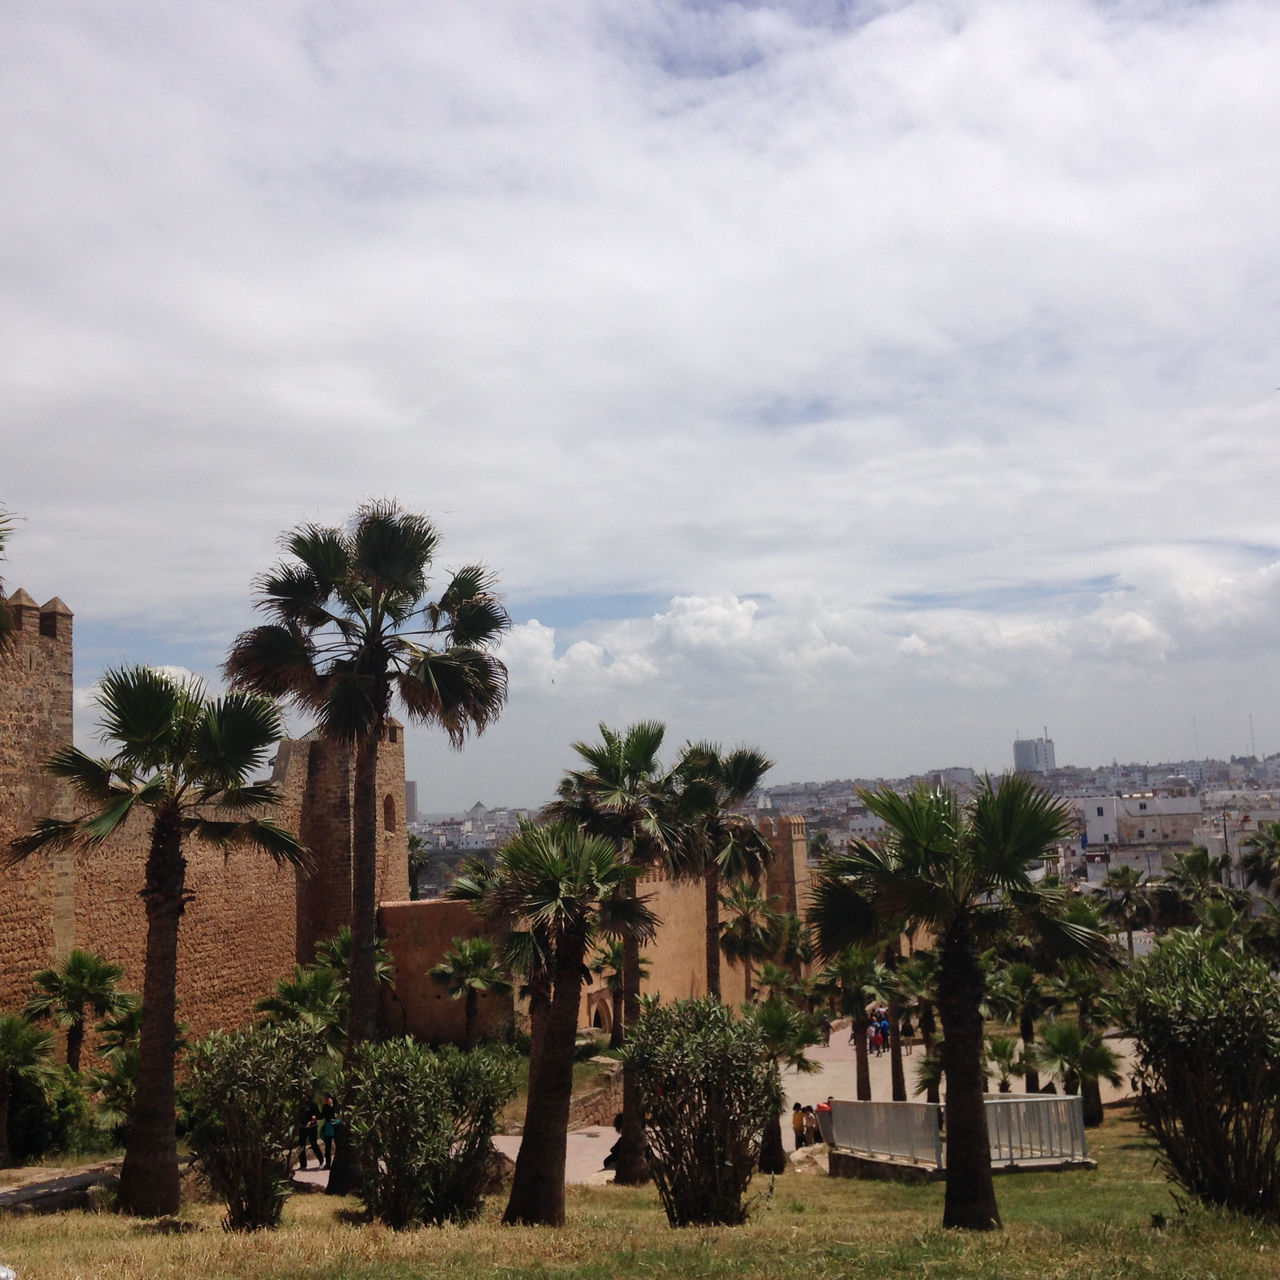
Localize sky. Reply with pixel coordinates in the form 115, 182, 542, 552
4, 1, 1280, 811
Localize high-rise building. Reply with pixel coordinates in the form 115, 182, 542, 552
1013, 734, 1056, 775
405, 779, 419, 825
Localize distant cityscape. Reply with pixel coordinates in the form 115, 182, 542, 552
405, 734, 1280, 898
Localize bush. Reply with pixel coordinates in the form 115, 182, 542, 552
184, 1022, 322, 1231
1115, 930, 1280, 1221
625, 997, 781, 1227
346, 1039, 516, 1229
7, 1066, 95, 1162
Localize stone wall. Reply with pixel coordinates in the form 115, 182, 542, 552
1, 587, 409, 1046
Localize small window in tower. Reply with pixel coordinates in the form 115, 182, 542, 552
383, 794, 397, 831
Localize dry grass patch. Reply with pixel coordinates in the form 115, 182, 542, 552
2, 1111, 1279, 1279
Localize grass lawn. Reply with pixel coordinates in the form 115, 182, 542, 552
3, 1108, 1278, 1279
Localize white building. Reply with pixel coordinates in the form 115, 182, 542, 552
1013, 736, 1056, 774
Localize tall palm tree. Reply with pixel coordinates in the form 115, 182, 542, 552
719, 881, 780, 1001
430, 935, 512, 1049
1101, 865, 1150, 957
8, 666, 305, 1215
25, 948, 133, 1074
225, 499, 509, 1049
481, 820, 657, 1226
808, 774, 1103, 1231
670, 742, 774, 1000
986, 960, 1053, 1093
544, 721, 676, 1185
0, 1014, 57, 1167
1034, 1020, 1121, 1125
748, 997, 821, 1173
588, 940, 649, 1050
818, 945, 892, 1101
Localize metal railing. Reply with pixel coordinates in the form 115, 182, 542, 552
984, 1094, 1087, 1164
827, 1099, 943, 1167
824, 1094, 1087, 1169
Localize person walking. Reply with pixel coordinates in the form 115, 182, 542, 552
792, 1102, 806, 1149
319, 1092, 338, 1170
297, 1093, 322, 1171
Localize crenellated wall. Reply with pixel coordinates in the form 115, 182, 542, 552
0, 588, 408, 1044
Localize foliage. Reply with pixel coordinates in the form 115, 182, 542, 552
430, 937, 511, 1049
345, 1038, 516, 1229
984, 1035, 1027, 1093
626, 997, 781, 1226
7, 664, 304, 1216
746, 996, 821, 1174
0, 1011, 59, 1166
1034, 1020, 1121, 1125
6, 1065, 94, 1165
184, 1021, 323, 1231
1115, 930, 1280, 1221
226, 500, 509, 1051
24, 949, 133, 1075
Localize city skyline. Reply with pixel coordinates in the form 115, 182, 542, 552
5, 2, 1280, 810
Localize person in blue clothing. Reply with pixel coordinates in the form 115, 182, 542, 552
319, 1093, 338, 1170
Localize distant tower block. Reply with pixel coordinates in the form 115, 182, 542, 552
1013, 734, 1056, 775
405, 780, 418, 825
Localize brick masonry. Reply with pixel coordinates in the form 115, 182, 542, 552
1, 589, 408, 1046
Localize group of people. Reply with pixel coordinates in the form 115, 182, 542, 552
297, 1091, 339, 1171
853, 1007, 914, 1057
790, 1099, 831, 1149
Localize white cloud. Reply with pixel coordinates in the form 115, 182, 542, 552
5, 1, 1280, 806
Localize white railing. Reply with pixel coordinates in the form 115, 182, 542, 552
828, 1099, 943, 1167
825, 1094, 1087, 1169
984, 1094, 1087, 1164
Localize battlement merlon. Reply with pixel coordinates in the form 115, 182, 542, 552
3, 590, 73, 641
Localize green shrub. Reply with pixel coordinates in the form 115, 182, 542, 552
1115, 930, 1280, 1221
346, 1039, 516, 1229
7, 1066, 94, 1162
184, 1022, 322, 1231
625, 997, 781, 1227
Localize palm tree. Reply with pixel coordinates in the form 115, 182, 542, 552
25, 948, 133, 1074
1034, 1021, 1121, 1126
430, 936, 512, 1049
408, 833, 430, 900
819, 945, 892, 1101
719, 881, 781, 1001
1240, 821, 1280, 897
1101, 865, 1150, 957
588, 940, 648, 1050
748, 997, 821, 1173
986, 960, 1053, 1093
808, 774, 1103, 1231
897, 951, 940, 1101
544, 721, 676, 1185
225, 500, 509, 1050
480, 820, 657, 1226
985, 1034, 1028, 1093
670, 742, 774, 1000
255, 964, 348, 1053
8, 666, 305, 1214
0, 1014, 57, 1167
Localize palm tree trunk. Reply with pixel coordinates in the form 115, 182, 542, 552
118, 807, 185, 1217
330, 731, 380, 1197
1020, 1004, 1040, 1093
608, 986, 624, 1051
66, 1017, 85, 1076
918, 1000, 940, 1105
526, 975, 551, 1103
704, 863, 722, 1000
888, 997, 907, 1102
504, 941, 586, 1226
464, 990, 478, 1050
348, 731, 380, 1046
613, 912, 649, 1185
853, 1012, 872, 1101
937, 914, 1001, 1231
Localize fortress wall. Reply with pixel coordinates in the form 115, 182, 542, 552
0, 593, 74, 1012
378, 898, 512, 1043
